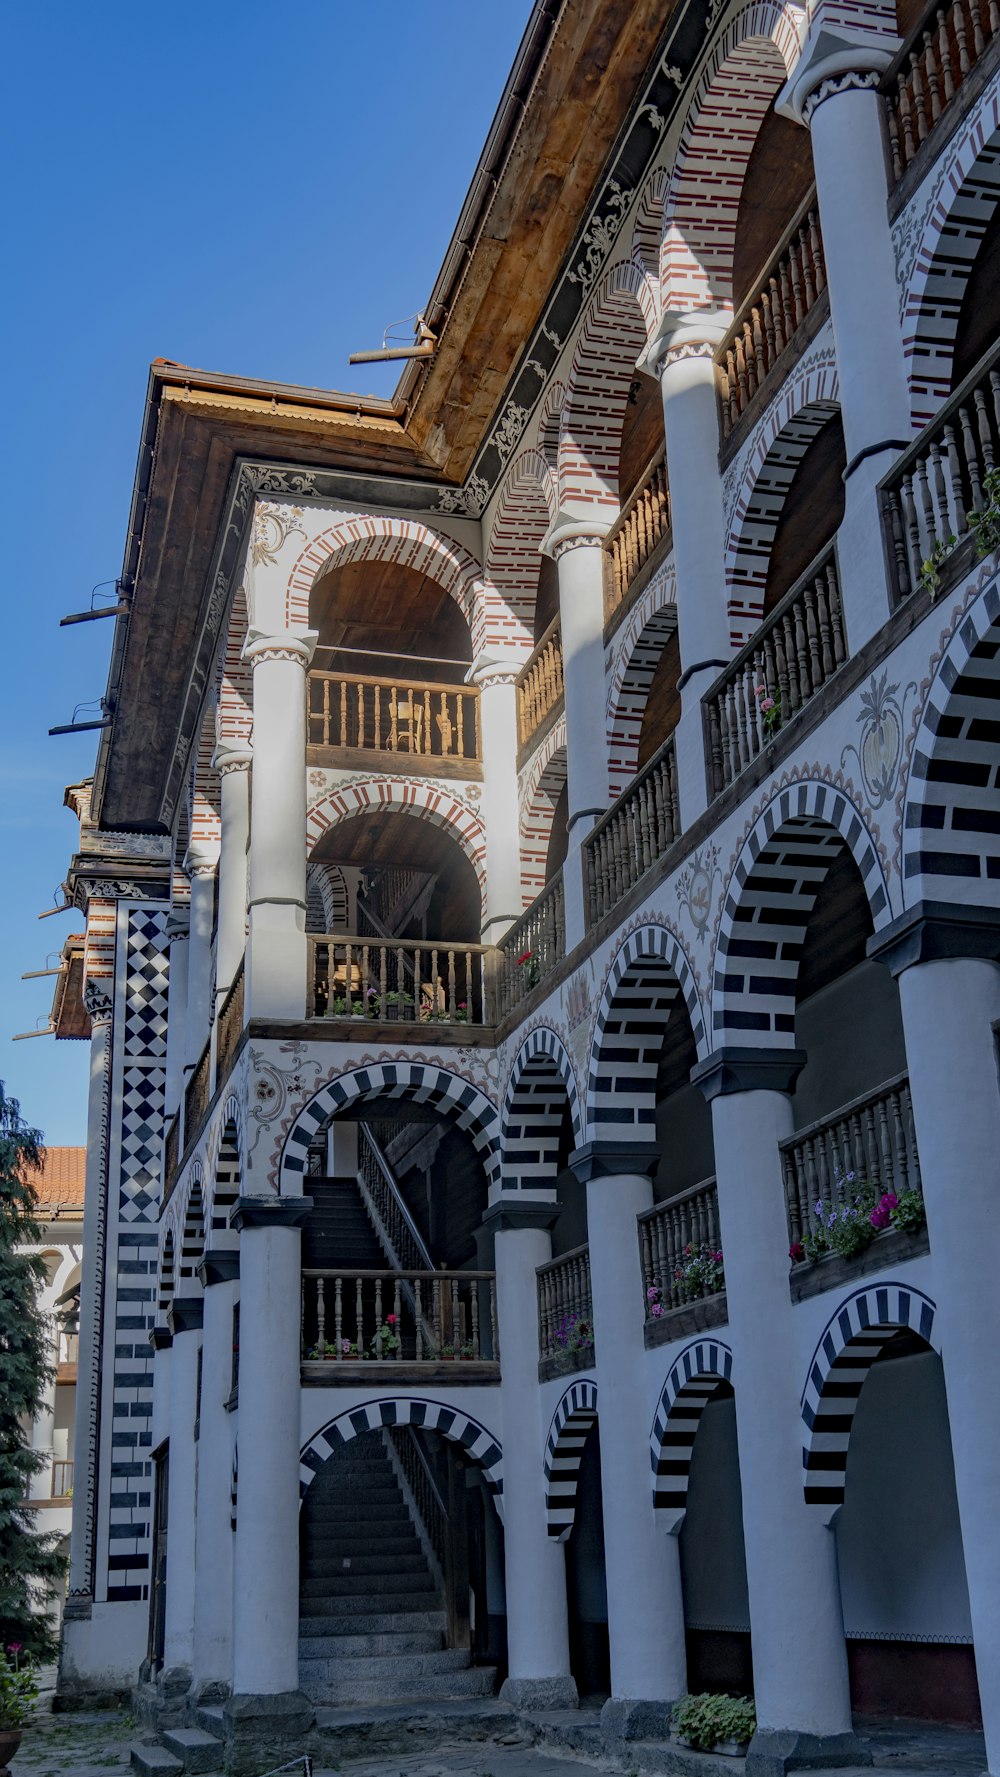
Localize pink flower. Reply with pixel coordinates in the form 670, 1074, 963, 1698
760, 696, 775, 714
650, 1303, 664, 1319
646, 1285, 660, 1300
754, 684, 766, 697
6, 1644, 22, 1655
788, 1241, 805, 1263
386, 1314, 397, 1325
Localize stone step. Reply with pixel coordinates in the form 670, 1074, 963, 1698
306, 1506, 412, 1529
298, 1628, 443, 1659
299, 1608, 446, 1638
300, 1590, 442, 1617
160, 1728, 224, 1773
301, 1569, 436, 1597
307, 1483, 403, 1502
302, 1660, 497, 1705
303, 1647, 469, 1683
301, 1552, 427, 1583
302, 1534, 420, 1558
130, 1744, 183, 1777
191, 1706, 225, 1741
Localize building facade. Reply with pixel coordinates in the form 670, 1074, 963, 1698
48, 0, 1000, 1770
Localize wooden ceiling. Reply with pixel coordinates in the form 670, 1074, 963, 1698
310, 561, 472, 671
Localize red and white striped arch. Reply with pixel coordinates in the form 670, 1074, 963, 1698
559, 259, 656, 512
306, 777, 488, 905
519, 717, 568, 904
486, 451, 556, 650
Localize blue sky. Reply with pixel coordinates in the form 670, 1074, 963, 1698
1, 0, 530, 1145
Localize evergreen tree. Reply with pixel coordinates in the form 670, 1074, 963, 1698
0, 1085, 66, 1659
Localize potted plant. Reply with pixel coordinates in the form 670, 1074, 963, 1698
551, 1310, 594, 1370
0, 1646, 38, 1767
515, 949, 541, 988
370, 1315, 401, 1359
672, 1243, 725, 1303
671, 1692, 756, 1757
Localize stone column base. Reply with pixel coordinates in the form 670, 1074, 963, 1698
746, 1728, 872, 1775
222, 1691, 315, 1776
601, 1697, 677, 1743
499, 1675, 579, 1711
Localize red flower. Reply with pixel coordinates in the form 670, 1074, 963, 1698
788, 1242, 805, 1264
386, 1314, 397, 1325
515, 950, 534, 966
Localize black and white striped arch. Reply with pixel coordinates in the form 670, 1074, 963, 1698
281, 1063, 500, 1193
299, 1398, 504, 1516
650, 1338, 733, 1530
501, 1026, 582, 1195
544, 1379, 598, 1539
586, 923, 705, 1142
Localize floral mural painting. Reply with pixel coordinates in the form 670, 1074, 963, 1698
675, 843, 721, 943
840, 671, 916, 810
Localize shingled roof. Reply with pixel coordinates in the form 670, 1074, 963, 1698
30, 1147, 86, 1214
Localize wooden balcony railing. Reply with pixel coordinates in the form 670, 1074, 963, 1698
493, 875, 566, 1020
57, 1330, 79, 1366
704, 542, 845, 798
717, 188, 826, 438
51, 1460, 74, 1500
216, 957, 245, 1088
307, 670, 481, 766
604, 449, 671, 630
880, 338, 1000, 604
516, 616, 564, 757
585, 732, 680, 926
308, 934, 491, 1025
638, 1181, 724, 1316
183, 1040, 211, 1152
537, 1245, 594, 1363
301, 1269, 498, 1364
883, 0, 999, 181
780, 1072, 922, 1250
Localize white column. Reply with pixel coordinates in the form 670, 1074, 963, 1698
244, 631, 317, 1020
163, 915, 189, 1126
470, 659, 523, 943
642, 320, 733, 829
192, 1252, 239, 1696
544, 521, 610, 948
229, 1198, 310, 1703
184, 853, 216, 1074
491, 1209, 577, 1710
65, 993, 113, 1614
213, 744, 252, 1009
163, 1299, 202, 1680
575, 1149, 686, 1725
871, 912, 1000, 1775
695, 1052, 861, 1770
29, 1356, 58, 1502
781, 44, 910, 650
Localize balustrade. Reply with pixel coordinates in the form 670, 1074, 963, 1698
604, 450, 671, 629
307, 670, 480, 766
309, 934, 491, 1025
880, 338, 1000, 604
638, 1182, 724, 1317
703, 544, 845, 798
358, 1124, 433, 1272
537, 1245, 594, 1363
718, 191, 826, 437
51, 1460, 74, 1499
386, 1426, 447, 1573
884, 0, 999, 180
780, 1072, 922, 1250
216, 957, 245, 1087
515, 616, 564, 756
183, 1041, 211, 1152
493, 876, 565, 1020
585, 733, 680, 926
301, 1269, 498, 1364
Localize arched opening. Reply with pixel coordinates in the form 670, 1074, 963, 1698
299, 1414, 504, 1705
520, 735, 569, 903
837, 1336, 979, 1725
679, 1383, 751, 1694
904, 124, 1000, 424
565, 1423, 609, 1698
951, 193, 1000, 388
653, 993, 715, 1206
210, 1116, 241, 1238
732, 95, 815, 315
762, 411, 846, 615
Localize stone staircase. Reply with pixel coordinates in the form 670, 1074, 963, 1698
299, 1434, 495, 1705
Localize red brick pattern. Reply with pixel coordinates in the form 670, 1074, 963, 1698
486, 450, 555, 648
559, 261, 654, 510
519, 719, 568, 901
606, 560, 678, 796
306, 778, 487, 898
217, 580, 252, 747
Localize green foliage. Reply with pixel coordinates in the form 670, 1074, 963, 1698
0, 1084, 66, 1660
892, 1188, 927, 1236
919, 534, 958, 599
672, 1692, 756, 1751
0, 1646, 39, 1730
968, 467, 1000, 560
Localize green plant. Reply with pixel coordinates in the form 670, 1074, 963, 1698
0, 1087, 66, 1659
672, 1243, 725, 1303
459, 1339, 477, 1359
753, 682, 782, 740
672, 1692, 756, 1751
968, 466, 1000, 559
370, 1316, 401, 1358
920, 534, 958, 599
891, 1188, 926, 1236
0, 1647, 39, 1731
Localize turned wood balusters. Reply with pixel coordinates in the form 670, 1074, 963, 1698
604, 451, 671, 627
884, 0, 999, 179
308, 670, 481, 763
780, 1072, 922, 1249
717, 191, 827, 436
515, 616, 565, 754
585, 735, 681, 924
536, 1245, 594, 1360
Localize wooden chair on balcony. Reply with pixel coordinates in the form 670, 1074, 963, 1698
391, 688, 424, 755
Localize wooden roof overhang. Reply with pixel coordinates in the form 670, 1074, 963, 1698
92, 0, 703, 835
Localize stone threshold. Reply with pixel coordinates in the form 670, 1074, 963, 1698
301, 1359, 500, 1386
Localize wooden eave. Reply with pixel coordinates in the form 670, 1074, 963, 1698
51, 937, 90, 1042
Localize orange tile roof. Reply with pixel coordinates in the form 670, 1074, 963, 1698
30, 1147, 86, 1211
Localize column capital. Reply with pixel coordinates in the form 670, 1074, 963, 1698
867, 900, 1000, 977
165, 908, 190, 943
691, 1046, 807, 1101
198, 1248, 241, 1287
212, 741, 253, 776
777, 25, 899, 127
468, 650, 525, 689
168, 1296, 204, 1336
83, 980, 114, 1025
230, 1194, 313, 1232
638, 310, 730, 380
149, 1324, 174, 1351
184, 842, 219, 879
242, 628, 318, 669
482, 1199, 560, 1233
542, 511, 611, 560
568, 1140, 660, 1183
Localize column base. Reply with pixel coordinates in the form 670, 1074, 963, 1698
746, 1728, 872, 1775
500, 1675, 579, 1711
600, 1697, 678, 1743
222, 1690, 315, 1776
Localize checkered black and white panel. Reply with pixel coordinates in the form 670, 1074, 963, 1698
801, 1284, 937, 1511
282, 1063, 500, 1192
650, 1339, 733, 1520
713, 787, 890, 1048
501, 1027, 582, 1194
903, 585, 1000, 903
299, 1398, 503, 1516
587, 924, 705, 1142
106, 905, 169, 1604
544, 1380, 598, 1539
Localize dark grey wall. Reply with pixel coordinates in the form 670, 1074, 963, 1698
794, 959, 907, 1129
680, 1394, 750, 1630
654, 1083, 716, 1201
